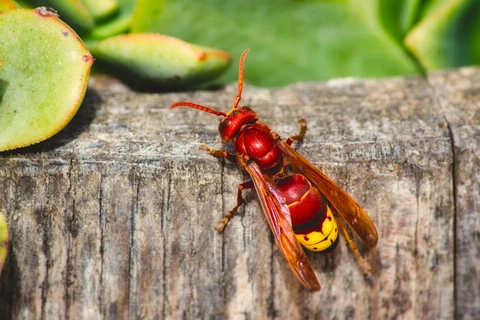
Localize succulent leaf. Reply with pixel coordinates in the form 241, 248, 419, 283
81, 0, 118, 22
0, 8, 94, 151
90, 34, 231, 90
0, 212, 8, 275
404, 0, 480, 70
29, 0, 94, 32
0, 0, 17, 11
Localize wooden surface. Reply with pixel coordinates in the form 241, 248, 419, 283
427, 68, 480, 320
0, 68, 478, 319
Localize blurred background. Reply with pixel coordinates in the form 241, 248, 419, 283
7, 0, 480, 87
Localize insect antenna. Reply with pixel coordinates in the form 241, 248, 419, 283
232, 49, 250, 109
169, 101, 227, 117
170, 48, 250, 115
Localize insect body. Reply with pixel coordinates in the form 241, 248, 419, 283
170, 50, 378, 291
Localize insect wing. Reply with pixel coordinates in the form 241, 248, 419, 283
277, 140, 378, 248
245, 162, 321, 291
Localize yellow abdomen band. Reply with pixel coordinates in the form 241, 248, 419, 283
295, 206, 339, 252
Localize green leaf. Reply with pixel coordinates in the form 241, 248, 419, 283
472, 12, 480, 64
376, 0, 423, 41
420, 0, 451, 18
0, 0, 17, 11
28, 0, 94, 32
0, 211, 8, 275
90, 34, 231, 90
404, 0, 480, 70
0, 8, 94, 151
130, 0, 421, 87
81, 0, 118, 22
82, 0, 135, 41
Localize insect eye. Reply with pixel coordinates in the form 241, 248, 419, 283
219, 117, 232, 135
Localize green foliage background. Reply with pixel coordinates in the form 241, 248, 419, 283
9, 0, 480, 87
132, 0, 423, 86
129, 0, 480, 86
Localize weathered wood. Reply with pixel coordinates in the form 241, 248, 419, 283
428, 68, 480, 320
0, 67, 477, 319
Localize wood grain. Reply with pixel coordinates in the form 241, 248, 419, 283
0, 68, 477, 319
428, 68, 480, 320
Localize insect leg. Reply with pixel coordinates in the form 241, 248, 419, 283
336, 215, 373, 273
286, 118, 307, 145
216, 180, 254, 233
201, 144, 237, 163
